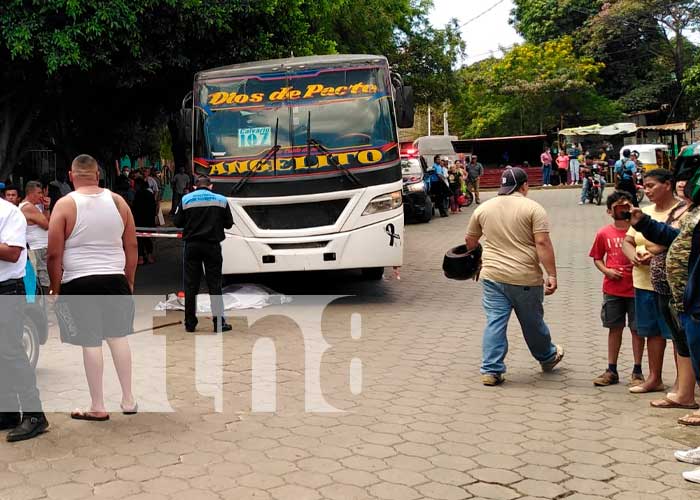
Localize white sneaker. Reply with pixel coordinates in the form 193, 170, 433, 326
682, 467, 700, 483
676, 447, 700, 465
578, 201, 584, 205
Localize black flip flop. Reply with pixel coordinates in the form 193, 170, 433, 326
71, 410, 110, 422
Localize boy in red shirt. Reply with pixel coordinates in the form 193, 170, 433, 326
589, 191, 645, 386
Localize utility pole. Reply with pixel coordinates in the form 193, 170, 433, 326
443, 111, 449, 136
427, 106, 432, 136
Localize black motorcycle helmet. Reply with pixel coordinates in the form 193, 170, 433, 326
674, 143, 700, 204
443, 243, 483, 280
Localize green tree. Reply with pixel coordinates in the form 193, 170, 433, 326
0, 0, 463, 179
684, 62, 700, 115
584, 0, 700, 117
324, 0, 465, 104
452, 37, 620, 138
510, 0, 603, 44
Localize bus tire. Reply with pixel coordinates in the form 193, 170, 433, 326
361, 267, 384, 280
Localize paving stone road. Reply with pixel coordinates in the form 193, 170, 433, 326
2, 188, 700, 499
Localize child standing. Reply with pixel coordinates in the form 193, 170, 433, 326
589, 191, 645, 386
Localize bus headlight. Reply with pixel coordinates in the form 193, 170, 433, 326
362, 191, 403, 215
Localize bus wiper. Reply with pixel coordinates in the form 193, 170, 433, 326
304, 113, 363, 187
231, 117, 280, 195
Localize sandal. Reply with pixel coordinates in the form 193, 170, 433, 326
650, 398, 700, 410
120, 403, 138, 416
629, 383, 665, 394
71, 409, 110, 421
678, 413, 700, 426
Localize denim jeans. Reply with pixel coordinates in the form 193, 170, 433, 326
481, 279, 557, 374
542, 165, 552, 185
580, 177, 606, 202
680, 313, 700, 382
569, 160, 580, 183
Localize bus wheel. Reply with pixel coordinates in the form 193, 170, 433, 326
361, 267, 384, 280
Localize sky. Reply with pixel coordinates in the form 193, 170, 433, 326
428, 0, 523, 66
428, 0, 699, 66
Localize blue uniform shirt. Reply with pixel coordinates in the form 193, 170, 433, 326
614, 159, 637, 181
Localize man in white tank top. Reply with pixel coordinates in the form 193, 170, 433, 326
19, 181, 50, 289
47, 154, 139, 421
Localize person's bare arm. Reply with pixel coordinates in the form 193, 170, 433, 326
622, 235, 642, 266
47, 198, 69, 294
114, 194, 138, 291
594, 258, 622, 280
465, 234, 480, 251
645, 241, 666, 255
21, 203, 50, 230
0, 244, 22, 263
534, 232, 557, 295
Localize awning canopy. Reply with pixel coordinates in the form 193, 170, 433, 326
559, 122, 637, 137
637, 122, 688, 133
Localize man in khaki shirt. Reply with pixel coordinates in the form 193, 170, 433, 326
466, 167, 564, 386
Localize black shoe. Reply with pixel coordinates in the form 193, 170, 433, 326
0, 412, 21, 431
6, 413, 49, 442
185, 320, 198, 333
213, 318, 232, 333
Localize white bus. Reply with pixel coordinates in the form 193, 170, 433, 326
185, 54, 413, 279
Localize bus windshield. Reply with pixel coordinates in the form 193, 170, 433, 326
193, 66, 399, 182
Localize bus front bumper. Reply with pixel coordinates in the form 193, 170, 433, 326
221, 214, 404, 274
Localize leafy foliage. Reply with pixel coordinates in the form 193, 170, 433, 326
684, 62, 700, 110
510, 0, 700, 118
510, 0, 603, 44
583, 0, 700, 115
452, 37, 621, 138
0, 0, 464, 179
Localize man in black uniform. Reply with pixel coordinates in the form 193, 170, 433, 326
174, 175, 234, 333
0, 197, 49, 442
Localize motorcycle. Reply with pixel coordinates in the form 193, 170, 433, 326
458, 187, 474, 208
635, 170, 645, 204
585, 165, 604, 205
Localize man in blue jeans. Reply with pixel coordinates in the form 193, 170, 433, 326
466, 167, 564, 386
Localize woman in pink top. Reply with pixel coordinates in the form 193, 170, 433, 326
555, 150, 570, 186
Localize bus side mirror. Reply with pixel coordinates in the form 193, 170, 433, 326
395, 86, 415, 129
179, 108, 193, 147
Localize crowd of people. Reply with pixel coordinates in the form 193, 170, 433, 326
1, 144, 699, 489
0, 163, 192, 271
0, 155, 234, 442
466, 143, 700, 483
425, 154, 484, 217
